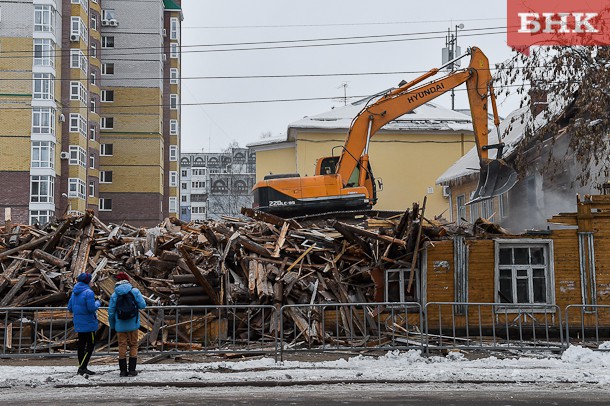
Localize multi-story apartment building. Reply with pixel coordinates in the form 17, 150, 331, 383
180, 148, 256, 221
0, 0, 181, 227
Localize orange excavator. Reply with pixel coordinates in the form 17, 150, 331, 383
252, 47, 517, 216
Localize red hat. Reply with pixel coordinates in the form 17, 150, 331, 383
115, 272, 130, 281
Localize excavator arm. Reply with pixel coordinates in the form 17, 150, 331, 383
336, 47, 516, 202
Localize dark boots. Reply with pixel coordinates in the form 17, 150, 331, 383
119, 358, 128, 377
128, 357, 138, 376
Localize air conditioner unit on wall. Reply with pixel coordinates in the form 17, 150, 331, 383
101, 19, 110, 26
69, 34, 79, 42
162, 28, 167, 37
60, 152, 70, 160
109, 19, 118, 27
443, 185, 451, 197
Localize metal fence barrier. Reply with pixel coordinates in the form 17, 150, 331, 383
279, 302, 423, 361
9, 302, 610, 359
0, 305, 279, 360
565, 304, 610, 350
424, 302, 565, 353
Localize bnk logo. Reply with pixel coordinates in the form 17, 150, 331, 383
507, 0, 610, 55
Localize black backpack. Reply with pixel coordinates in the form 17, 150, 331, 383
116, 291, 138, 320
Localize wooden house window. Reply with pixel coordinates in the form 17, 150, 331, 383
495, 240, 554, 307
456, 194, 466, 225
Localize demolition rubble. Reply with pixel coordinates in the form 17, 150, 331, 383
0, 203, 508, 352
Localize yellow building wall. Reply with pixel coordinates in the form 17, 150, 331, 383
254, 147, 296, 182
293, 131, 475, 216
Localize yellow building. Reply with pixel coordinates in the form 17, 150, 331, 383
249, 99, 477, 217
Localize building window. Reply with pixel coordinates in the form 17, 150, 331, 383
70, 81, 87, 104
91, 15, 97, 31
89, 181, 95, 197
191, 194, 207, 202
482, 199, 494, 222
181, 182, 187, 190
100, 144, 113, 156
34, 39, 55, 67
31, 141, 55, 169
89, 154, 95, 169
101, 36, 115, 48
90, 72, 96, 86
496, 241, 554, 305
90, 43, 97, 58
70, 17, 88, 44
68, 178, 86, 199
170, 68, 179, 84
90, 98, 96, 113
71, 0, 88, 14
192, 168, 206, 176
102, 9, 116, 21
170, 120, 179, 135
30, 175, 55, 203
169, 197, 177, 213
169, 171, 178, 187
192, 181, 205, 189
500, 193, 509, 219
34, 5, 55, 32
192, 206, 206, 214
170, 17, 179, 41
181, 195, 187, 202
181, 170, 187, 177
102, 63, 114, 75
70, 49, 87, 73
69, 113, 87, 137
68, 145, 86, 167
32, 108, 55, 135
33, 73, 54, 100
234, 180, 248, 194
169, 145, 178, 161
100, 171, 113, 183
99, 198, 112, 211
170, 94, 178, 110
30, 210, 53, 226
89, 125, 96, 141
101, 117, 114, 129
170, 43, 178, 58
456, 194, 466, 225
101, 90, 114, 102
469, 202, 480, 223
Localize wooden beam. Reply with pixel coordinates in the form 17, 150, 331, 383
177, 244, 219, 305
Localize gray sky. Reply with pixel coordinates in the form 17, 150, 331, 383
180, 0, 516, 153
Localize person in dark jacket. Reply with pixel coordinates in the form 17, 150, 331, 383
67, 272, 100, 376
108, 272, 146, 377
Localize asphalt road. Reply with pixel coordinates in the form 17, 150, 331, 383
2, 383, 610, 405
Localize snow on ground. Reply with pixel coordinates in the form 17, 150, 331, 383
1, 346, 610, 390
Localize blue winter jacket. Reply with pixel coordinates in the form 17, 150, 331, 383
108, 281, 147, 333
67, 282, 100, 333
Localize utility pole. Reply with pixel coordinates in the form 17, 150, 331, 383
442, 23, 464, 110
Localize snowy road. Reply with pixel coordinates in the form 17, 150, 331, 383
1, 346, 610, 404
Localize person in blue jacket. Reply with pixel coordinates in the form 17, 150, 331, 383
108, 272, 146, 377
67, 272, 100, 376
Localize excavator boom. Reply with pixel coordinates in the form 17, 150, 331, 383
252, 47, 517, 216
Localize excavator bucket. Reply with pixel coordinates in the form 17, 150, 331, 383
468, 159, 517, 205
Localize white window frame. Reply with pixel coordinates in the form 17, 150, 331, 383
101, 63, 114, 75
33, 73, 54, 100
30, 210, 53, 226
91, 15, 97, 31
169, 197, 177, 213
494, 239, 555, 309
192, 168, 206, 176
69, 113, 87, 137
100, 144, 113, 156
101, 90, 114, 102
99, 171, 113, 183
34, 5, 55, 33
170, 119, 178, 135
170, 68, 179, 84
31, 141, 55, 169
70, 16, 88, 45
90, 98, 96, 113
99, 198, 112, 211
191, 181, 206, 189
89, 125, 96, 141
91, 43, 97, 58
101, 117, 114, 129
68, 145, 86, 167
70, 81, 87, 104
102, 9, 116, 21
68, 178, 86, 199
170, 17, 180, 41
89, 180, 95, 197
34, 39, 55, 68
456, 194, 466, 225
90, 72, 96, 86
170, 43, 178, 58
101, 36, 114, 48
32, 108, 55, 135
30, 175, 55, 203
71, 0, 88, 14
169, 171, 178, 187
170, 94, 178, 110
69, 49, 87, 73
89, 154, 95, 169
169, 145, 178, 161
